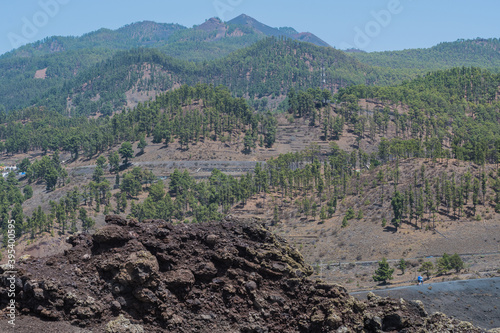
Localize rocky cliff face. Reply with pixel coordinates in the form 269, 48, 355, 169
1, 216, 481, 332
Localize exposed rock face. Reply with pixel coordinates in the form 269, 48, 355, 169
0, 216, 482, 332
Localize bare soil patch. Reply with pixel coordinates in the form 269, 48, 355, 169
34, 68, 47, 79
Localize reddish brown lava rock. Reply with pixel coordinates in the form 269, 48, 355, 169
0, 216, 482, 332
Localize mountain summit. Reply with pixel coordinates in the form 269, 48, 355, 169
227, 14, 330, 47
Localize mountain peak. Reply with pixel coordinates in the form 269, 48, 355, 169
227, 13, 269, 30
196, 17, 225, 32
231, 13, 253, 21
227, 14, 330, 47
205, 17, 224, 24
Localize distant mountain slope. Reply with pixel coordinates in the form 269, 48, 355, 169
1, 14, 328, 62
3, 21, 186, 59
38, 38, 413, 116
348, 38, 500, 72
201, 37, 407, 97
0, 15, 332, 112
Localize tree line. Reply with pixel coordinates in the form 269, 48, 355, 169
0, 83, 277, 158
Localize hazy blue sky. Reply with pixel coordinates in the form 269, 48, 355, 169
1, 0, 499, 55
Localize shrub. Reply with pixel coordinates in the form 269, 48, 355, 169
346, 207, 355, 220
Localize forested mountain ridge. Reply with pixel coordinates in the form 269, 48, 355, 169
347, 38, 500, 72
1, 15, 328, 60
15, 38, 416, 116
0, 15, 329, 113
1, 21, 185, 59
2, 17, 500, 114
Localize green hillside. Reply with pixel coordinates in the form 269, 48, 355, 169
348, 38, 500, 72
338, 66, 500, 164
0, 17, 330, 112
3, 38, 416, 116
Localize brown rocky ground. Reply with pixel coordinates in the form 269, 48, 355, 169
0, 216, 483, 332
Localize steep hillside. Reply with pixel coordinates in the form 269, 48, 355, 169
337, 67, 500, 165
349, 38, 500, 72
232, 156, 500, 261
3, 66, 500, 243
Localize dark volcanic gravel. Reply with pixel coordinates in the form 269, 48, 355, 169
353, 277, 500, 330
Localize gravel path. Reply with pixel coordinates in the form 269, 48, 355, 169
352, 277, 500, 330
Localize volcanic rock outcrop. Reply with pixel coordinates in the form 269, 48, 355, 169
0, 216, 481, 332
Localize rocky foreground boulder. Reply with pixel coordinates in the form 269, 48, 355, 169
0, 216, 482, 332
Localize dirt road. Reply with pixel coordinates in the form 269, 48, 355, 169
352, 277, 500, 330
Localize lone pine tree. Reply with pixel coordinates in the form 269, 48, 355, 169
373, 257, 394, 284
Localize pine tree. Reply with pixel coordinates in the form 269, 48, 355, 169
408, 187, 414, 223
373, 257, 394, 284
398, 258, 408, 274
416, 188, 424, 228
391, 191, 404, 230
92, 165, 104, 183
472, 177, 480, 215
119, 142, 134, 166
345, 207, 355, 220
272, 204, 279, 226
464, 170, 472, 204
79, 208, 95, 232
419, 261, 434, 279
481, 172, 487, 205
138, 135, 148, 155
108, 151, 120, 173
436, 253, 452, 275
320, 206, 327, 221
449, 253, 464, 273
341, 215, 348, 228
